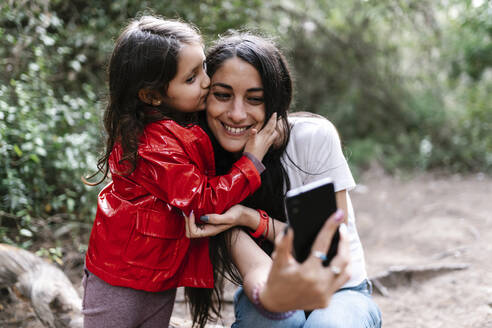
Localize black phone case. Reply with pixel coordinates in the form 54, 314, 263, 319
286, 180, 339, 266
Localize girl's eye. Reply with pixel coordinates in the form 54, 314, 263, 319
186, 74, 197, 84
202, 61, 207, 73
213, 92, 230, 101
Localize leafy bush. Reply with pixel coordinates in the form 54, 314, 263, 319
0, 2, 101, 245
264, 0, 491, 173
0, 0, 490, 250
0, 0, 261, 246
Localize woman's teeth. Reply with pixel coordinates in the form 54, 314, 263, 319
223, 124, 248, 134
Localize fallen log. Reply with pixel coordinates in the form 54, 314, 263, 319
0, 243, 82, 328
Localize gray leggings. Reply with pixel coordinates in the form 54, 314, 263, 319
82, 268, 176, 328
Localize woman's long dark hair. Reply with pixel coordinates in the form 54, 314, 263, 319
206, 33, 294, 249
83, 15, 202, 185
185, 32, 294, 328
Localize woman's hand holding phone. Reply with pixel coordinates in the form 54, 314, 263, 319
258, 210, 350, 312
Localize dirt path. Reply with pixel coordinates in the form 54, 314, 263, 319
1, 171, 491, 327
354, 169, 492, 328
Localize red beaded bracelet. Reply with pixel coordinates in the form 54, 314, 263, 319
250, 209, 269, 238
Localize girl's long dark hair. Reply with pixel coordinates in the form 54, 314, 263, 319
83, 15, 202, 185
185, 32, 294, 327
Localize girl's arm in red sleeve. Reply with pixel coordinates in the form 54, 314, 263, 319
135, 138, 261, 217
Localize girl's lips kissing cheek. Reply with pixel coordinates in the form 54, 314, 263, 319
221, 122, 250, 136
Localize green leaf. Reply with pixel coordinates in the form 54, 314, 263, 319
30, 154, 41, 163
13, 144, 22, 157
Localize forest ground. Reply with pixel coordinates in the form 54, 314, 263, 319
346, 168, 492, 328
1, 168, 491, 327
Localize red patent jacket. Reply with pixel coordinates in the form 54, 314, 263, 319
85, 120, 261, 292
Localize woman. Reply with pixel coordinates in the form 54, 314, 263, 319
185, 32, 382, 327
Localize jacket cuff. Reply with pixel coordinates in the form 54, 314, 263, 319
243, 152, 266, 174
234, 155, 262, 194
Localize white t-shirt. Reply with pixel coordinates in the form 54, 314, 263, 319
281, 114, 367, 287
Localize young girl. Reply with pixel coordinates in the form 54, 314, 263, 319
82, 16, 277, 327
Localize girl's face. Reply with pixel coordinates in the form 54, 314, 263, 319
206, 57, 266, 154
163, 43, 210, 112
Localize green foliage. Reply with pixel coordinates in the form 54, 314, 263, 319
0, 0, 491, 250
262, 0, 491, 173
403, 0, 492, 172
0, 2, 101, 245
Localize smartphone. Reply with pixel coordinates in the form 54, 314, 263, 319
285, 177, 339, 266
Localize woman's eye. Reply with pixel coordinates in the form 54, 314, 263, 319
213, 92, 230, 101
202, 61, 207, 73
248, 97, 264, 105
186, 74, 197, 84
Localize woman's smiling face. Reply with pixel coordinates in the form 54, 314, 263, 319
206, 57, 266, 154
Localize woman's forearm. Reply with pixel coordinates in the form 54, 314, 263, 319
240, 206, 287, 243
228, 228, 272, 298
264, 218, 286, 243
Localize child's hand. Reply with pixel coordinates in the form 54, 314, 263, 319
198, 204, 251, 227
184, 211, 233, 239
243, 113, 278, 161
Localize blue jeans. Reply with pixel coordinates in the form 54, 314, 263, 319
232, 279, 382, 328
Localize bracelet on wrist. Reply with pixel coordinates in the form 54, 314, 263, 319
250, 209, 269, 238
252, 283, 296, 320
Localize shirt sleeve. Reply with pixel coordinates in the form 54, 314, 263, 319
296, 118, 356, 192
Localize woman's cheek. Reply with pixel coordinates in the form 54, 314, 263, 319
208, 99, 226, 117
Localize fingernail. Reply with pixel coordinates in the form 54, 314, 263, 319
190, 210, 194, 217
339, 223, 348, 234
333, 209, 344, 222
200, 215, 209, 222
